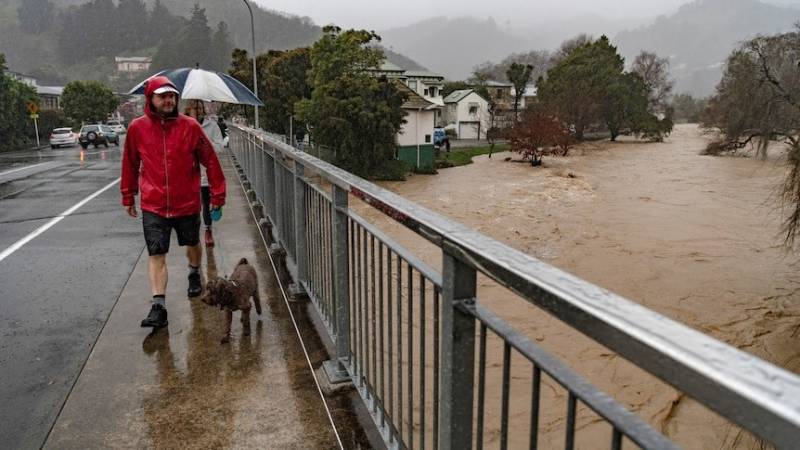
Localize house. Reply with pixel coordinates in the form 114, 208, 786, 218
510, 84, 538, 110
403, 70, 445, 124
37, 86, 64, 110
484, 80, 514, 110
442, 89, 490, 139
115, 56, 152, 73
6, 70, 37, 87
395, 83, 437, 170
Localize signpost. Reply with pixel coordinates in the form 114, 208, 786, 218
27, 102, 40, 148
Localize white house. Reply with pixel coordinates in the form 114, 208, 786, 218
395, 82, 437, 169
403, 71, 445, 125
510, 84, 538, 110
442, 89, 490, 139
115, 56, 152, 73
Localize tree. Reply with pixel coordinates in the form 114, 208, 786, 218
62, 80, 119, 125
17, 0, 54, 34
631, 51, 674, 114
152, 4, 211, 70
472, 50, 551, 84
702, 27, 800, 245
0, 54, 39, 152
537, 36, 620, 140
550, 34, 594, 65
509, 105, 572, 166
296, 26, 407, 178
507, 62, 533, 119
147, 0, 177, 47
442, 81, 471, 98
671, 93, 707, 123
116, 0, 149, 49
210, 22, 233, 72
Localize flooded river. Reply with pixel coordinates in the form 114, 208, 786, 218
355, 124, 800, 449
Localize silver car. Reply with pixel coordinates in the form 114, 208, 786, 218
49, 127, 77, 148
106, 120, 126, 134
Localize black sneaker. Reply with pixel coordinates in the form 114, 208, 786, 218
188, 272, 202, 297
141, 304, 168, 328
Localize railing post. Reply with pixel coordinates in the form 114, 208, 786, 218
272, 150, 283, 244
264, 146, 275, 221
439, 248, 477, 450
292, 161, 307, 297
322, 184, 352, 384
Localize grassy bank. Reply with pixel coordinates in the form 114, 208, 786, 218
437, 144, 511, 168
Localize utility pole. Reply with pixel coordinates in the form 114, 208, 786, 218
242, 0, 259, 129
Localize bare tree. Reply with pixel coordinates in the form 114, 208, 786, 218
550, 33, 594, 65
506, 63, 533, 119
631, 51, 674, 114
703, 26, 800, 245
509, 105, 572, 166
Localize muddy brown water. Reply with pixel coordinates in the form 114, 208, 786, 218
349, 124, 800, 449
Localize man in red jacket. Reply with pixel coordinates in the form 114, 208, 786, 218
121, 76, 226, 328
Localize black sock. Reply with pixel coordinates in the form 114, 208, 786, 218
152, 295, 165, 307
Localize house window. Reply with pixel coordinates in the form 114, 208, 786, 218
408, 80, 417, 90
469, 103, 478, 115
424, 88, 429, 96
496, 88, 503, 97
430, 87, 437, 96
425, 134, 431, 143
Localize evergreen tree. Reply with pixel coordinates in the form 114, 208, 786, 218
148, 0, 176, 47
210, 21, 233, 72
116, 0, 149, 51
152, 4, 212, 70
17, 0, 54, 34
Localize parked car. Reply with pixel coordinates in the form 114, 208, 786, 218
106, 119, 126, 134
49, 127, 77, 148
79, 124, 110, 148
100, 125, 120, 146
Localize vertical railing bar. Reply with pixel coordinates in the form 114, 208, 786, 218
433, 288, 440, 450
371, 233, 378, 411
361, 223, 368, 389
379, 241, 386, 427
397, 253, 404, 446
500, 343, 511, 450
408, 262, 414, 450
356, 223, 363, 385
365, 231, 372, 397
530, 365, 541, 450
611, 428, 622, 450
420, 273, 426, 450
349, 217, 355, 359
476, 324, 487, 450
566, 393, 577, 450
387, 247, 394, 444
331, 184, 350, 375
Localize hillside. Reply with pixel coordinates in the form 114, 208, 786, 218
614, 0, 800, 96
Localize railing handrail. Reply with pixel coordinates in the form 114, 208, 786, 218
233, 124, 800, 447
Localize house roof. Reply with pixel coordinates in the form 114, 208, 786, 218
485, 80, 513, 88
396, 82, 437, 110
37, 86, 63, 96
404, 70, 444, 80
115, 56, 152, 63
378, 60, 405, 72
510, 85, 537, 97
443, 89, 474, 103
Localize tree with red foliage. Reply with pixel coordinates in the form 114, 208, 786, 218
509, 107, 572, 166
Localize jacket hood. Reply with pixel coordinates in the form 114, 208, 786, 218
144, 75, 180, 120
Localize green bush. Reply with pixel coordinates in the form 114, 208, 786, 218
372, 159, 410, 181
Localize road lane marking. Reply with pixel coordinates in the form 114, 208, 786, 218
0, 178, 121, 263
0, 162, 49, 176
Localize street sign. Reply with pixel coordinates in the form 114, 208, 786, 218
30, 113, 39, 119
26, 102, 38, 115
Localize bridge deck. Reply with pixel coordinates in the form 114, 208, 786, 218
44, 155, 359, 449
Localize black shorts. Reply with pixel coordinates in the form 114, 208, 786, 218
142, 211, 200, 256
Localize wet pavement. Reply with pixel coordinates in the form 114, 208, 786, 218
43, 152, 369, 449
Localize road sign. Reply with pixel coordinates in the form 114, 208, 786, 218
27, 102, 39, 115
30, 113, 39, 119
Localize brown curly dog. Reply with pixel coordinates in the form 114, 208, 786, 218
201, 257, 262, 343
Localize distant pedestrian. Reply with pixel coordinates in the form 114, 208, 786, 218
445, 137, 451, 152
121, 76, 226, 329
185, 100, 225, 249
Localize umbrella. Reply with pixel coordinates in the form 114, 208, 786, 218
128, 67, 263, 106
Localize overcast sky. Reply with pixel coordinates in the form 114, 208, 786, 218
253, 0, 695, 30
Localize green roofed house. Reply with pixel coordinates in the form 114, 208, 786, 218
395, 82, 437, 171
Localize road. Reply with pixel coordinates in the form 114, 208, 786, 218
0, 139, 145, 449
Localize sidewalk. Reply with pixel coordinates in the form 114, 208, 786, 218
44, 153, 361, 449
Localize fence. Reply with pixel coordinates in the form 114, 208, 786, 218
229, 125, 800, 449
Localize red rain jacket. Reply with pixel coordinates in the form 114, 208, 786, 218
121, 76, 225, 218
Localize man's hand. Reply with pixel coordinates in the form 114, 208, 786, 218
210, 204, 222, 222
125, 205, 138, 218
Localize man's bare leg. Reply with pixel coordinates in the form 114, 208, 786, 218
148, 254, 168, 296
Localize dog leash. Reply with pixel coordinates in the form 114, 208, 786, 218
210, 208, 229, 278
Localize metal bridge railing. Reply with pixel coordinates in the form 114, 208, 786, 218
228, 125, 800, 449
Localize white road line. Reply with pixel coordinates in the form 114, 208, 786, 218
0, 178, 121, 263
0, 162, 49, 176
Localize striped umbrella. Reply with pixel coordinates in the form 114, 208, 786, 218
128, 67, 263, 106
